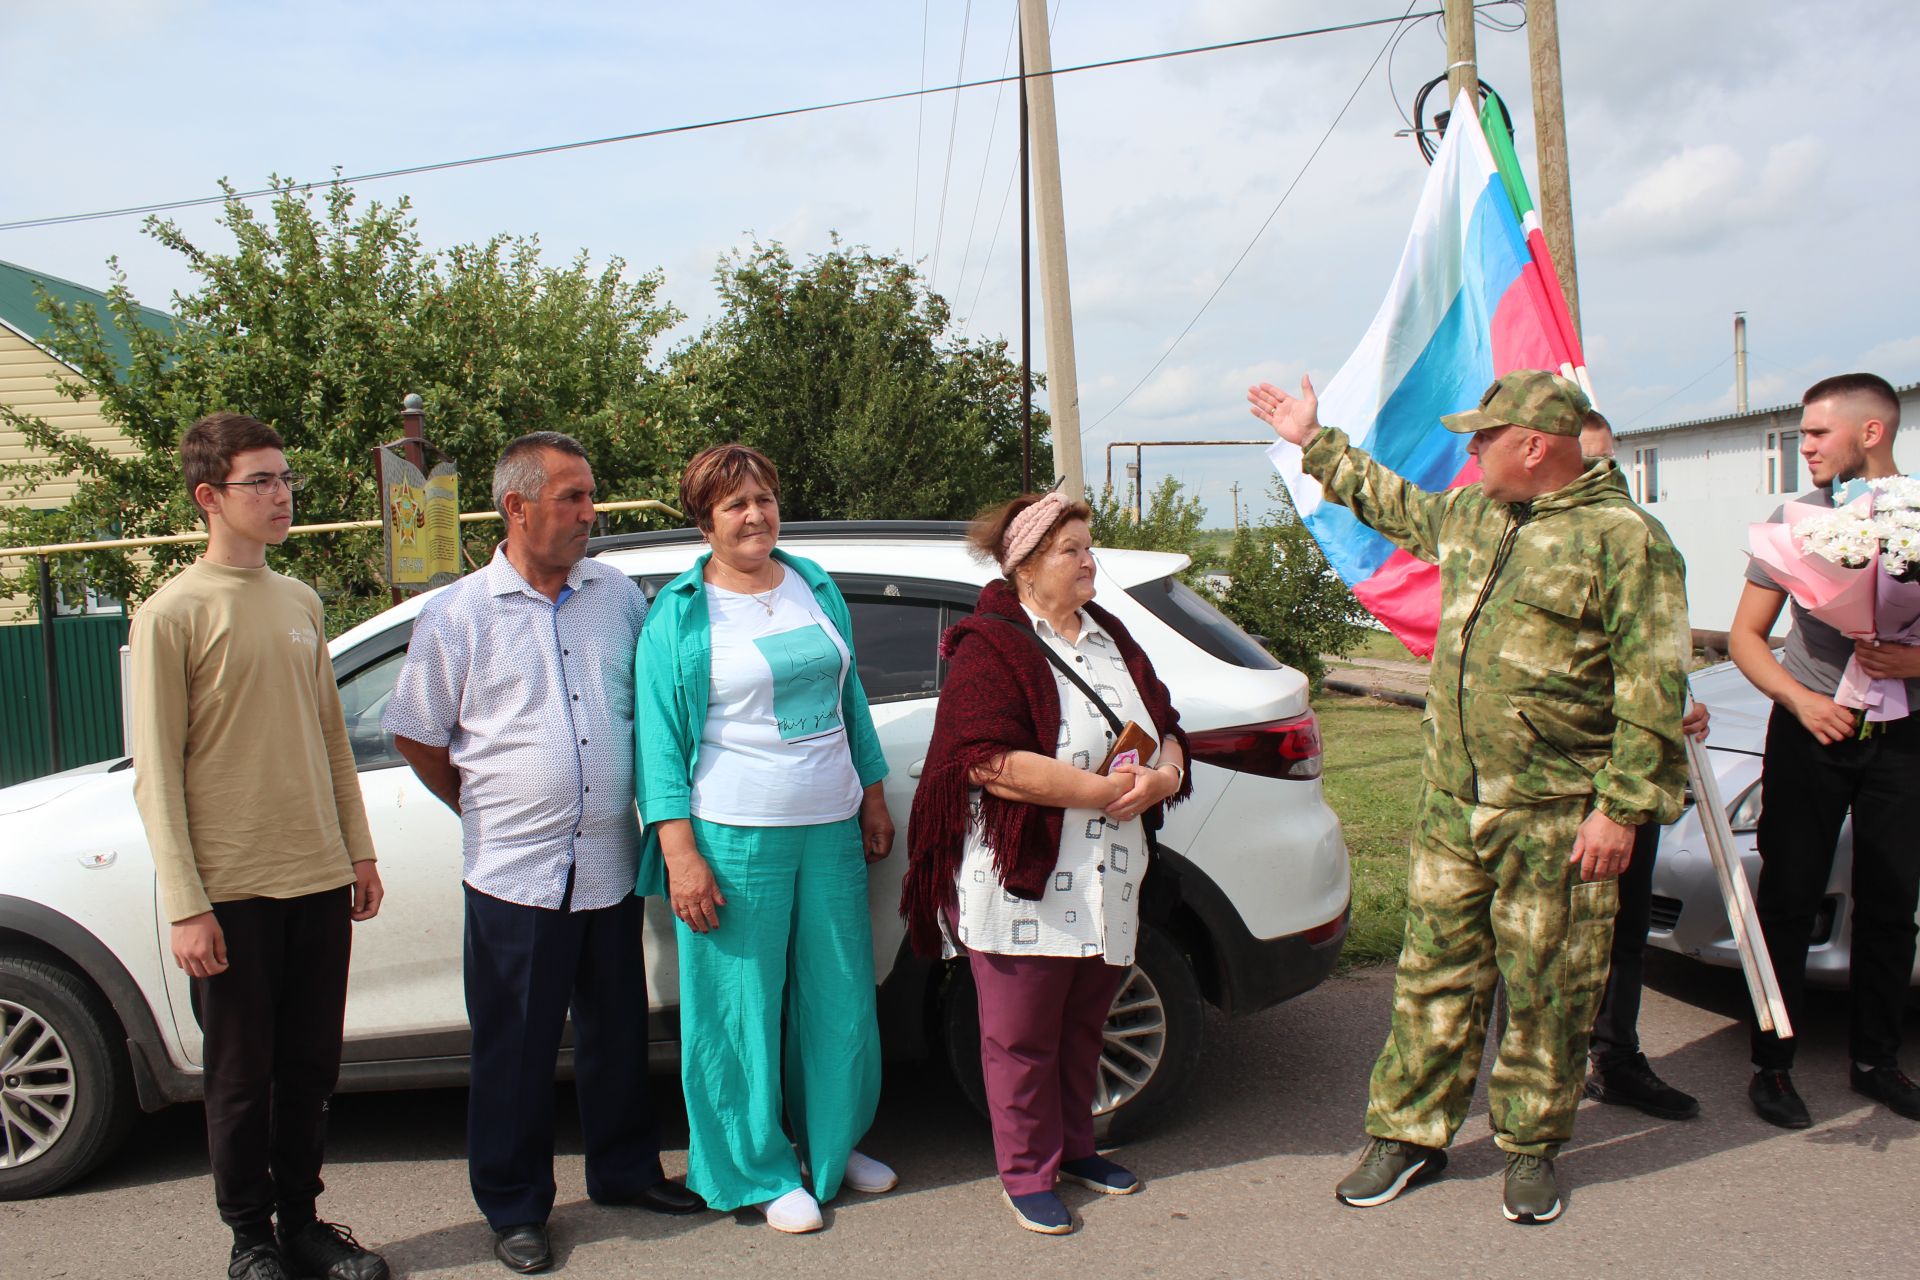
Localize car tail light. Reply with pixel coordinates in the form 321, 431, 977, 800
1187, 712, 1322, 780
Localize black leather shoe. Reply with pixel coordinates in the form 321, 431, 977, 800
278, 1219, 390, 1280
229, 1243, 292, 1280
598, 1179, 707, 1215
1585, 1053, 1701, 1120
1749, 1069, 1812, 1129
1850, 1064, 1920, 1120
492, 1223, 553, 1275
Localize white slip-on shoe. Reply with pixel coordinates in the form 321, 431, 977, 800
842, 1150, 899, 1194
755, 1187, 824, 1233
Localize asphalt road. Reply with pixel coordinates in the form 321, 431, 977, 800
5, 955, 1916, 1279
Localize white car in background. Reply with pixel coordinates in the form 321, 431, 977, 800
0, 522, 1352, 1199
1649, 658, 1920, 985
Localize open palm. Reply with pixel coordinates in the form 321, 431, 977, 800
1247, 375, 1321, 446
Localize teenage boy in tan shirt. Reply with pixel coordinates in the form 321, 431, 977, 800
130, 412, 388, 1280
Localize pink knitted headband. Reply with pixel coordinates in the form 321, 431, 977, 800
998, 491, 1073, 573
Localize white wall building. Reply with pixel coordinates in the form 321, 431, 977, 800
1611, 382, 1920, 634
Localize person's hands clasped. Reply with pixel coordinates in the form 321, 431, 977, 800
858, 783, 895, 864
1570, 808, 1636, 882
1104, 761, 1180, 823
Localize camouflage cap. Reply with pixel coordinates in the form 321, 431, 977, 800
1441, 369, 1593, 436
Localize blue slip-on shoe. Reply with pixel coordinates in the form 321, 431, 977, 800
1004, 1189, 1074, 1235
1058, 1154, 1141, 1195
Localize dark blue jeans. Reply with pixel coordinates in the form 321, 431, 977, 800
463, 882, 664, 1229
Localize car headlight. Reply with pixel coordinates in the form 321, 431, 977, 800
1726, 780, 1762, 834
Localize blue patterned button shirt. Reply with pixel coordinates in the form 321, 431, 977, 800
383, 546, 649, 911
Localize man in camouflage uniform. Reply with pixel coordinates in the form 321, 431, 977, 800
1248, 369, 1690, 1224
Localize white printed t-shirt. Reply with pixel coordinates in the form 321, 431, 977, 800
691, 569, 864, 826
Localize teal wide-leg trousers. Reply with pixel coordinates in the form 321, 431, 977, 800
678, 816, 882, 1211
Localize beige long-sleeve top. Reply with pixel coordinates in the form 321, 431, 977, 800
129, 559, 376, 923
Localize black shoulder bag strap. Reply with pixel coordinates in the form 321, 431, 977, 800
982, 613, 1127, 736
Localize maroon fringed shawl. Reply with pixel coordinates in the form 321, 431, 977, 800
899, 578, 1193, 958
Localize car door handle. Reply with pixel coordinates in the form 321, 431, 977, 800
910, 757, 926, 778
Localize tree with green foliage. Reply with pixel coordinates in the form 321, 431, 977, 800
1218, 479, 1374, 684
1087, 474, 1221, 579
0, 179, 683, 634
657, 239, 1042, 521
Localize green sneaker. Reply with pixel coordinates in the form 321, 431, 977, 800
1333, 1139, 1448, 1207
1501, 1152, 1563, 1223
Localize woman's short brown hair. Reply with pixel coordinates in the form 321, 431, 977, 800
967, 491, 1093, 580
679, 444, 782, 533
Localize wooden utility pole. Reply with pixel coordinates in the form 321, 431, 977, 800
1017, 0, 1085, 501
1445, 0, 1478, 107
1527, 0, 1580, 333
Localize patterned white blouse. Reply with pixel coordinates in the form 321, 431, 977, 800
949, 606, 1158, 967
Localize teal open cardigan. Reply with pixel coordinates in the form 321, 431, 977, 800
631, 547, 889, 897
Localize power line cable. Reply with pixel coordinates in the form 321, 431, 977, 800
1087, 1, 1424, 432
911, 0, 931, 260
929, 0, 977, 290
951, 8, 1020, 308
1618, 353, 1735, 429
0, 8, 1448, 234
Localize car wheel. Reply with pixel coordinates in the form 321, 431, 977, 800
0, 957, 136, 1200
942, 926, 1206, 1137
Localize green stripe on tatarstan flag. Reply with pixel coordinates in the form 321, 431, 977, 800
1479, 96, 1537, 223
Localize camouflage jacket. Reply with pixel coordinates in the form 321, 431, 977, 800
1303, 426, 1690, 825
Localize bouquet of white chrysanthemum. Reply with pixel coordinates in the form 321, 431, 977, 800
1753, 477, 1920, 724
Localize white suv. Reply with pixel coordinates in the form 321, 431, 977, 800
0, 522, 1351, 1199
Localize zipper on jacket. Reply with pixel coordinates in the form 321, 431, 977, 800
1454, 502, 1530, 801
1515, 707, 1597, 778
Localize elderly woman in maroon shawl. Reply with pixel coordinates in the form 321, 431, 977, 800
902, 490, 1191, 1236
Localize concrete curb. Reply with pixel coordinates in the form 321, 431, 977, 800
1320, 677, 1427, 710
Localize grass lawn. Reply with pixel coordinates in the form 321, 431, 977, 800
1338, 629, 1429, 664
1313, 691, 1425, 968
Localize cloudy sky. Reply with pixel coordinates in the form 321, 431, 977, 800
8, 1, 1917, 524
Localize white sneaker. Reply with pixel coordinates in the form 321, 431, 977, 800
756, 1187, 823, 1233
842, 1149, 899, 1194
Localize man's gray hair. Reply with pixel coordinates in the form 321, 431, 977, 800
492, 431, 589, 519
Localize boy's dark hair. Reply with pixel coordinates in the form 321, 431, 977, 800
180, 413, 285, 515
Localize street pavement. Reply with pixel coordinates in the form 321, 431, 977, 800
4, 954, 1916, 1279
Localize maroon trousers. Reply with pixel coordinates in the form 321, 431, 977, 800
969, 949, 1130, 1195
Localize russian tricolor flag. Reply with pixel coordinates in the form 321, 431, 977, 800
1268, 92, 1589, 657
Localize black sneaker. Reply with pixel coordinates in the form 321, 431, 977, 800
1333, 1139, 1447, 1207
229, 1243, 292, 1280
1749, 1069, 1812, 1129
1585, 1053, 1701, 1120
277, 1219, 391, 1280
1850, 1064, 1920, 1121
1501, 1152, 1563, 1224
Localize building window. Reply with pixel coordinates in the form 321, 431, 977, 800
1633, 447, 1660, 504
1767, 431, 1800, 494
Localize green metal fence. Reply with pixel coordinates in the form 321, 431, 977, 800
0, 615, 131, 786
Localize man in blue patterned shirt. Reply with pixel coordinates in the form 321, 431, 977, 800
385, 432, 702, 1275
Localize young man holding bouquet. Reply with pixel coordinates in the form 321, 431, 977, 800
1728, 371, 1920, 1128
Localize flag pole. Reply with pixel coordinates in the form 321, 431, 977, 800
1684, 702, 1792, 1037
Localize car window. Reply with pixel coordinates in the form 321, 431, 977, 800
1125, 573, 1281, 670
846, 596, 945, 703
338, 648, 410, 770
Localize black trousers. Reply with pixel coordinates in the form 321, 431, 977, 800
1751, 704, 1920, 1071
191, 887, 353, 1234
1589, 820, 1662, 1068
463, 883, 664, 1231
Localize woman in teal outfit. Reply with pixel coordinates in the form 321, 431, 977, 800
634, 443, 898, 1233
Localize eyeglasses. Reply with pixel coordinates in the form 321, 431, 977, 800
209, 471, 308, 496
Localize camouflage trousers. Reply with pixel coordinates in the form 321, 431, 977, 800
1363, 785, 1618, 1157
